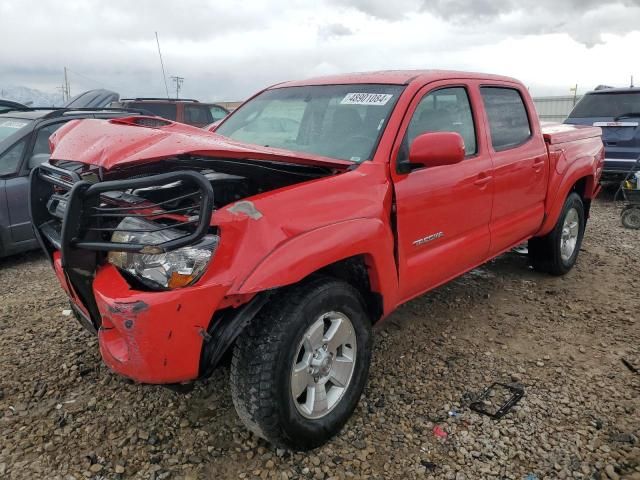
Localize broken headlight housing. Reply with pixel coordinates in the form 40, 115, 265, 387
107, 217, 218, 290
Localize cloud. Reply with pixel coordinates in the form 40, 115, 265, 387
0, 0, 638, 101
318, 23, 353, 39
329, 0, 640, 46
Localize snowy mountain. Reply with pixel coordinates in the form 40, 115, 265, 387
0, 86, 64, 107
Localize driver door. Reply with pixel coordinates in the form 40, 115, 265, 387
391, 81, 494, 301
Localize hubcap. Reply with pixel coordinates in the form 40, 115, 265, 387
560, 207, 580, 262
290, 311, 357, 419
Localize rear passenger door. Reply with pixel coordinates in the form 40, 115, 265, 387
392, 81, 494, 301
480, 86, 548, 254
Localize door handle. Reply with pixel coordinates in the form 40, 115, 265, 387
474, 173, 492, 187
533, 158, 545, 172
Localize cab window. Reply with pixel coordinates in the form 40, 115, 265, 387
404, 87, 477, 158
0, 139, 26, 176
32, 123, 64, 156
480, 87, 531, 151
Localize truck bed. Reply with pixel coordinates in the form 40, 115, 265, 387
541, 123, 602, 145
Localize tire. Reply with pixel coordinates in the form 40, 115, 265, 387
230, 276, 372, 450
529, 192, 585, 276
621, 206, 640, 230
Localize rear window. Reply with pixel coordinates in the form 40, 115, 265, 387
128, 102, 177, 120
0, 118, 31, 142
568, 92, 640, 119
480, 87, 531, 151
184, 104, 213, 125
209, 105, 228, 122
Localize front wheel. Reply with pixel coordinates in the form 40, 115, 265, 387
529, 192, 585, 276
230, 277, 372, 450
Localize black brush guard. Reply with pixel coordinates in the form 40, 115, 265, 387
30, 162, 214, 329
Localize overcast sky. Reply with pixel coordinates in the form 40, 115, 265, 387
1, 0, 639, 101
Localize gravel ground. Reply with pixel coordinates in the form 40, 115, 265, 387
1, 197, 638, 480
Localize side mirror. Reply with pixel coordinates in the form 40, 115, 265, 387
28, 153, 50, 170
406, 131, 465, 170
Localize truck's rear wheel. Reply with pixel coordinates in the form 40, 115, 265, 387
230, 277, 372, 450
529, 192, 585, 276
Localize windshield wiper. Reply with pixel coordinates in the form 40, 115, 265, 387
614, 112, 640, 121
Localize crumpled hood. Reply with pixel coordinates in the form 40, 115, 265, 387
49, 116, 352, 170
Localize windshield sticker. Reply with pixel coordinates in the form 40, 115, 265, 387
0, 120, 29, 129
341, 93, 393, 106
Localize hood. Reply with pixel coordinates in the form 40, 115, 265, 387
49, 116, 352, 170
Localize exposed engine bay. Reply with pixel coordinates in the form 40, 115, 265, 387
33, 156, 340, 292
66, 155, 337, 210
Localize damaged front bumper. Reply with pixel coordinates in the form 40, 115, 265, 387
93, 264, 228, 384
30, 162, 242, 384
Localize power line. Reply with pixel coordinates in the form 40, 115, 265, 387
155, 32, 170, 99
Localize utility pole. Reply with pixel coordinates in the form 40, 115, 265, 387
570, 83, 578, 106
62, 67, 71, 102
171, 76, 184, 99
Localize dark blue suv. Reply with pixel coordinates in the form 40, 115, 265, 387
565, 87, 640, 181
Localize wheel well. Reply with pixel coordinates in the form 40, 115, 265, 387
199, 256, 384, 378
315, 255, 384, 324
571, 176, 592, 219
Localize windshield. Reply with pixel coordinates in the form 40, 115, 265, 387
216, 84, 404, 162
0, 118, 31, 142
568, 92, 640, 119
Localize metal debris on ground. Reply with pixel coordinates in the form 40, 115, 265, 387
621, 358, 638, 374
469, 382, 525, 419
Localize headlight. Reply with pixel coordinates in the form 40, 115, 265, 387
107, 217, 218, 290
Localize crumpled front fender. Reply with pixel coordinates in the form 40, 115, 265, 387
232, 217, 399, 315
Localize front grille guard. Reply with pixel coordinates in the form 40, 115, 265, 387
29, 162, 215, 330
33, 162, 215, 255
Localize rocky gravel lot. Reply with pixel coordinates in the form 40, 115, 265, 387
1, 198, 639, 480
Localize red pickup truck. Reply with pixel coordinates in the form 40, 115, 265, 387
30, 70, 603, 449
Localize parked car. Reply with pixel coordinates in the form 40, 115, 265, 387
0, 107, 148, 257
65, 89, 119, 109
0, 99, 28, 113
110, 98, 229, 127
31, 70, 603, 449
565, 86, 640, 181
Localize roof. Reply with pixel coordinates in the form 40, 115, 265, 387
0, 109, 57, 120
587, 87, 640, 94
273, 70, 521, 88
0, 107, 151, 121
120, 98, 200, 103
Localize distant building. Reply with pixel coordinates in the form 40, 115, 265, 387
532, 95, 582, 123
215, 101, 243, 111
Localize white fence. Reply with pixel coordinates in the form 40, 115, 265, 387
532, 95, 583, 123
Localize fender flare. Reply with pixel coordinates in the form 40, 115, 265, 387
232, 218, 399, 314
537, 161, 595, 236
